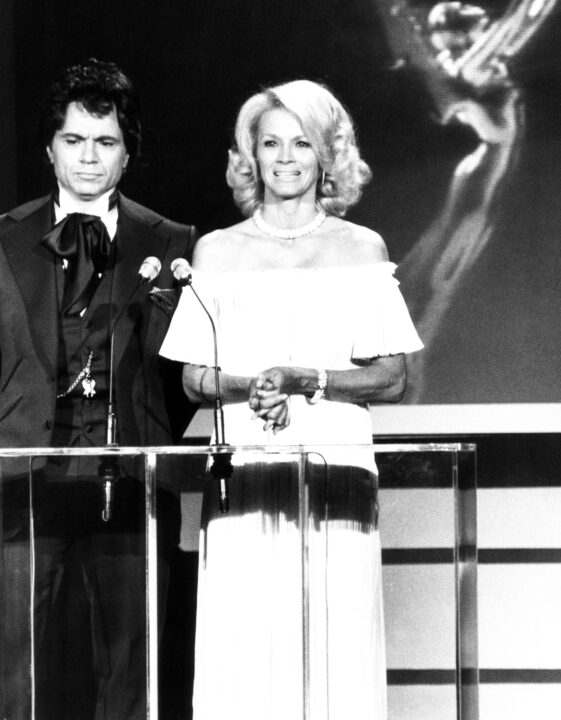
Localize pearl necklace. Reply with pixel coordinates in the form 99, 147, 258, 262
252, 206, 327, 244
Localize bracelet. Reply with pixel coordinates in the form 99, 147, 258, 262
306, 369, 328, 405
198, 367, 214, 404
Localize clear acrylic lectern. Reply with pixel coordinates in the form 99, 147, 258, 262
0, 443, 477, 720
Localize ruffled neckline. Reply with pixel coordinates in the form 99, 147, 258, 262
191, 261, 397, 280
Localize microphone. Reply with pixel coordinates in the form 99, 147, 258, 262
171, 258, 232, 513
139, 256, 162, 283
171, 257, 192, 286
100, 255, 161, 522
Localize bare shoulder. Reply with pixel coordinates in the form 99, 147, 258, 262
331, 219, 389, 264
192, 220, 253, 270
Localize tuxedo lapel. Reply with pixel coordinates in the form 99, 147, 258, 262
2, 197, 59, 374
110, 196, 172, 371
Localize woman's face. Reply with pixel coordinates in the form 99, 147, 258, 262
255, 108, 320, 204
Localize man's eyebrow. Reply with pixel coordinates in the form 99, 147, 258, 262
58, 131, 121, 141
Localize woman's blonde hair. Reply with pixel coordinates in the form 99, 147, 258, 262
226, 79, 372, 217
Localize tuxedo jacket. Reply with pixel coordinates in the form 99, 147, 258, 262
0, 192, 198, 478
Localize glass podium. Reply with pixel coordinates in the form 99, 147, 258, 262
0, 443, 477, 720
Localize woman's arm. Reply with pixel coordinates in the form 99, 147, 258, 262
252, 355, 407, 409
182, 363, 291, 433
182, 363, 252, 404
182, 363, 290, 406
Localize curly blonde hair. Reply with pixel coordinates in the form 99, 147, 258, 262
226, 80, 372, 217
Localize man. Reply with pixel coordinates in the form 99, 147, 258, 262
0, 58, 197, 720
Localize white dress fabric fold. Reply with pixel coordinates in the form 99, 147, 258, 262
160, 261, 422, 720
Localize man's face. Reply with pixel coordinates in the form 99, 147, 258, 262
46, 101, 129, 203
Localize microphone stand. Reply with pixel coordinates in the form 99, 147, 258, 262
180, 273, 232, 514
99, 263, 159, 522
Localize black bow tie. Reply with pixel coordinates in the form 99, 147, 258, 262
42, 213, 112, 315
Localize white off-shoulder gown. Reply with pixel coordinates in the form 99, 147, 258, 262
160, 262, 422, 720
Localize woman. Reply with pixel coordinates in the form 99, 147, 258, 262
160, 80, 422, 720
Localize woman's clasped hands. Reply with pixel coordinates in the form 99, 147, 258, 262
249, 366, 292, 434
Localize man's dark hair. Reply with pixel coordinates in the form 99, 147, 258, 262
40, 57, 141, 164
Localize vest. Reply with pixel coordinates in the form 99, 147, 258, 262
49, 239, 117, 480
